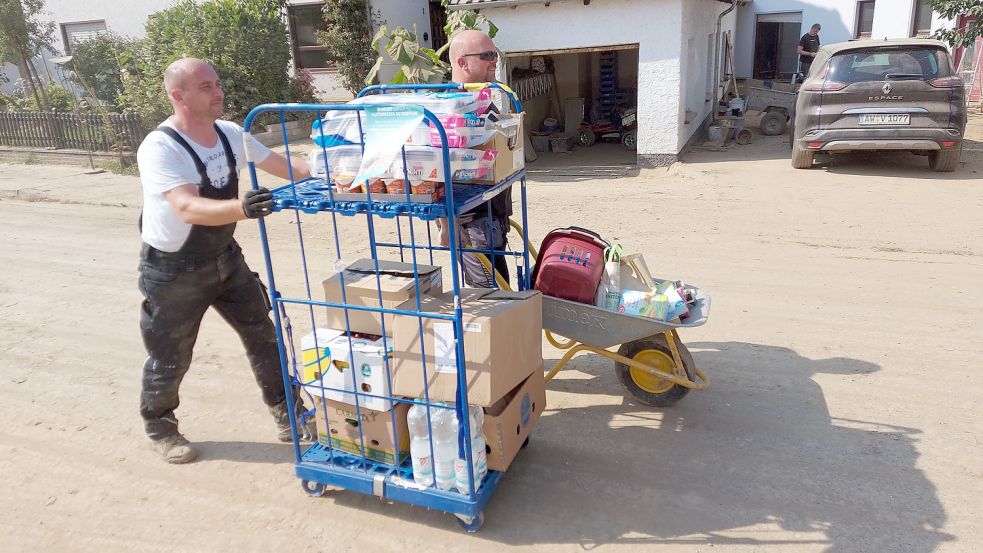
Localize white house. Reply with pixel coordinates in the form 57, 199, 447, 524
1, 0, 439, 101
449, 0, 742, 166
736, 0, 957, 81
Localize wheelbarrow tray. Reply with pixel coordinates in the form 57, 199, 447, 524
542, 284, 711, 349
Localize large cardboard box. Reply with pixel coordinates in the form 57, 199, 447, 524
313, 399, 410, 465
473, 112, 525, 185
483, 367, 546, 472
391, 289, 543, 406
301, 329, 396, 412
322, 259, 442, 336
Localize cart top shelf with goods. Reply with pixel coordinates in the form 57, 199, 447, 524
242, 83, 537, 532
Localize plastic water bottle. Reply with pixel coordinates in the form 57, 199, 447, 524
431, 408, 458, 491
455, 405, 487, 493
406, 404, 434, 487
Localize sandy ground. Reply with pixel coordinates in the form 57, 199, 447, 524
1, 116, 982, 553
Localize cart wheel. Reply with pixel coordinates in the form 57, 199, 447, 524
521, 437, 531, 449
621, 129, 637, 151
301, 480, 326, 497
615, 335, 696, 407
578, 128, 597, 147
455, 512, 485, 533
759, 111, 787, 136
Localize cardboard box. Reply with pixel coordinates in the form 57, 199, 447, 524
301, 329, 396, 411
483, 367, 546, 472
322, 259, 442, 336
313, 399, 410, 465
473, 113, 525, 185
391, 289, 543, 406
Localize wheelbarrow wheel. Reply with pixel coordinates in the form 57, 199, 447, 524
615, 335, 695, 407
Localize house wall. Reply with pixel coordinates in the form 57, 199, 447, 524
484, 0, 684, 164
736, 0, 958, 78
370, 0, 433, 85
680, 0, 738, 149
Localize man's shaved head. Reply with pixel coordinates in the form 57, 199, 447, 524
449, 29, 497, 83
163, 57, 210, 94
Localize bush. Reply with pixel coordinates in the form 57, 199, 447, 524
318, 0, 377, 95
68, 33, 137, 110
121, 0, 296, 126
11, 83, 76, 111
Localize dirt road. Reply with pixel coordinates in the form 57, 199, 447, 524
1, 124, 981, 552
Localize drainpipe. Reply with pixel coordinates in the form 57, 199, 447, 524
713, 0, 737, 119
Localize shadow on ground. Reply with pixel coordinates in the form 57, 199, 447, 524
316, 341, 950, 550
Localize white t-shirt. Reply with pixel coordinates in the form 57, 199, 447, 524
137, 118, 272, 252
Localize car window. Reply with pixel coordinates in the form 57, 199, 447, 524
828, 47, 950, 83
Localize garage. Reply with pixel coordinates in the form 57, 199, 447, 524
506, 44, 639, 170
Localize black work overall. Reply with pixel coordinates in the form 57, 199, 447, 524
137, 125, 287, 440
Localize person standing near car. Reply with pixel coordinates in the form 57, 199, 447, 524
436, 29, 512, 288
136, 57, 312, 464
798, 24, 822, 76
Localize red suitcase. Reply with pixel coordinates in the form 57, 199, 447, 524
532, 227, 609, 304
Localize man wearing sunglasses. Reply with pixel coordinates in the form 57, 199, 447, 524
441, 29, 512, 288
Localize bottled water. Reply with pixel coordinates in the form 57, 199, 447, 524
431, 407, 458, 491
406, 403, 434, 487
455, 405, 487, 493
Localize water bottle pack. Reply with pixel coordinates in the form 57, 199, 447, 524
308, 145, 499, 188
406, 402, 487, 493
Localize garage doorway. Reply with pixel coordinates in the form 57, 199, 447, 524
753, 12, 802, 81
505, 44, 639, 174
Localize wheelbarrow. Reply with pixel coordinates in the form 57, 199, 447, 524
476, 224, 712, 407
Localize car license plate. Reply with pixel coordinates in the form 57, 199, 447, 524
858, 113, 910, 125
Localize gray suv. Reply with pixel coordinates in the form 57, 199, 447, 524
791, 39, 965, 172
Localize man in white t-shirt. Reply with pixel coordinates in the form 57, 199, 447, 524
136, 57, 311, 464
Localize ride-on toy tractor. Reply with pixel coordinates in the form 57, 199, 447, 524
578, 105, 638, 151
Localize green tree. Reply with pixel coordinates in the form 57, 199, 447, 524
0, 0, 55, 109
122, 0, 296, 125
317, 0, 378, 95
930, 1, 983, 47
68, 33, 137, 110
367, 5, 498, 85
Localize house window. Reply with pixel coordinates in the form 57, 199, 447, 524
912, 0, 933, 36
288, 2, 333, 70
856, 1, 876, 39
60, 20, 107, 55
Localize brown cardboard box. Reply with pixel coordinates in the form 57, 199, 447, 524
313, 399, 410, 465
473, 113, 525, 185
391, 288, 543, 406
483, 367, 546, 472
322, 259, 442, 336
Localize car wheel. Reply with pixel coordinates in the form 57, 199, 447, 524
760, 111, 787, 136
791, 141, 815, 169
928, 149, 960, 172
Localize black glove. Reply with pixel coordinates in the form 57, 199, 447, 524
242, 187, 273, 218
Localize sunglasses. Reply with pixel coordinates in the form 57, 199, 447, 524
463, 50, 498, 62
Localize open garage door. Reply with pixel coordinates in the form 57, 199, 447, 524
505, 44, 639, 176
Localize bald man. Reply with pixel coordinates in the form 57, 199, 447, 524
443, 30, 512, 288
136, 58, 311, 464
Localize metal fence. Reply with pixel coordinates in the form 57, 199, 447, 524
0, 111, 146, 152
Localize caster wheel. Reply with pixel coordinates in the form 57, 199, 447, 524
521, 437, 530, 449
455, 511, 485, 533
301, 479, 326, 497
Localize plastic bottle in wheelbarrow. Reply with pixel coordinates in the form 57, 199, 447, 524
407, 404, 435, 487
533, 227, 608, 304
